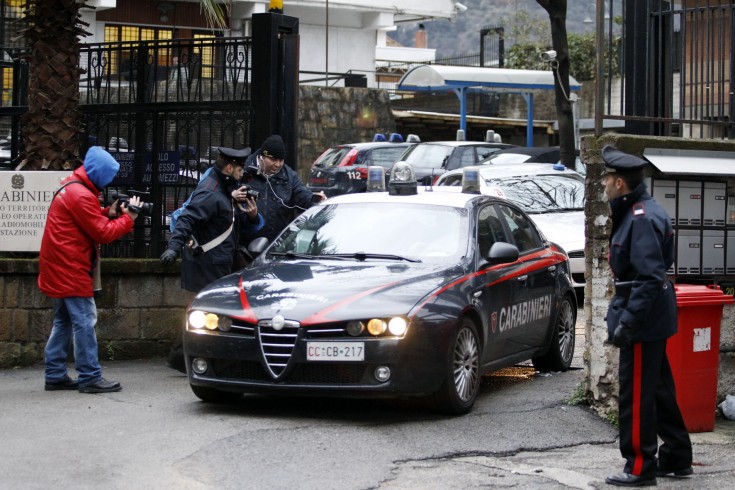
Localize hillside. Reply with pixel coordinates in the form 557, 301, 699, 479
392, 0, 599, 57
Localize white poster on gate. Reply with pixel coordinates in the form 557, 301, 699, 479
0, 171, 72, 252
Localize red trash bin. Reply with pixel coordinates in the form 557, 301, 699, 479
668, 284, 734, 432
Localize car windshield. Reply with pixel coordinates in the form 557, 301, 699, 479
270, 202, 469, 263
401, 144, 453, 169
484, 153, 532, 164
313, 147, 352, 168
361, 146, 411, 169
485, 174, 585, 213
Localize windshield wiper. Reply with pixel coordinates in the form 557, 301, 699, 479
268, 251, 319, 260
327, 252, 422, 263
268, 251, 352, 261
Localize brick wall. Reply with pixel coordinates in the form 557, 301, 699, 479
0, 259, 189, 368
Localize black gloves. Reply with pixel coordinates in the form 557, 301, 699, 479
160, 249, 179, 265
611, 323, 632, 348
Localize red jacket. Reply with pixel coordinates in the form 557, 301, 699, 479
38, 167, 134, 298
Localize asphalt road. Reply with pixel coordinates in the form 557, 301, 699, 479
2, 314, 734, 489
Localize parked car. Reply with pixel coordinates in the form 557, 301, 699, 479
481, 146, 561, 165
307, 134, 417, 197
435, 162, 586, 288
398, 140, 515, 185
182, 181, 576, 414
481, 147, 587, 176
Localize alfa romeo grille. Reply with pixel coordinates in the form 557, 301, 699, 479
258, 319, 300, 378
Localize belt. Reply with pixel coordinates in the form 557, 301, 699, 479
614, 280, 668, 298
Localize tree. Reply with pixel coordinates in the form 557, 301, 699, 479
536, 0, 575, 170
17, 0, 227, 171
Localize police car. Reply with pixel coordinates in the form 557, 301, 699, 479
183, 163, 577, 414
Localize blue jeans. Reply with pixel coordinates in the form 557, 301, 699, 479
44, 297, 102, 385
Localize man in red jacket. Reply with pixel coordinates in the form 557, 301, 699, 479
38, 146, 140, 394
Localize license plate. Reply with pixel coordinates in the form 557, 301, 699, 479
306, 342, 364, 361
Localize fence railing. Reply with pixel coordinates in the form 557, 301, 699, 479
600, 0, 735, 139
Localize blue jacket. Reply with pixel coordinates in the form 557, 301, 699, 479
606, 183, 677, 343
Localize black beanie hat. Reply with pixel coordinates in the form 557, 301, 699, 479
261, 135, 286, 160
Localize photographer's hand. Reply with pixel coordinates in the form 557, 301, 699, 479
121, 196, 141, 221
109, 199, 121, 219
232, 187, 248, 202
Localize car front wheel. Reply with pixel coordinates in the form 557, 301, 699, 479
431, 318, 481, 415
532, 295, 576, 372
190, 384, 243, 403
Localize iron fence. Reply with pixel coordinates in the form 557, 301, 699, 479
600, 0, 735, 138
77, 36, 253, 258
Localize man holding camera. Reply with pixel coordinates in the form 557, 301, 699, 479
39, 146, 141, 394
244, 134, 325, 242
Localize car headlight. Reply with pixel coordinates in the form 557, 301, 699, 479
388, 317, 407, 336
346, 320, 365, 336
188, 310, 232, 332
367, 318, 387, 336
189, 310, 206, 329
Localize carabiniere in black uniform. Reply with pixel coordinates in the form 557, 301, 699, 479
602, 146, 692, 487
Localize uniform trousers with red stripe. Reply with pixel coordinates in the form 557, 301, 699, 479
618, 339, 692, 477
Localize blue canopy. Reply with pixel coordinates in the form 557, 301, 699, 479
397, 65, 582, 146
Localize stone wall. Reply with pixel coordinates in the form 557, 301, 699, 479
0, 259, 188, 368
582, 134, 735, 416
297, 85, 397, 181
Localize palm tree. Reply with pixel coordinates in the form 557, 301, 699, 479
17, 0, 228, 171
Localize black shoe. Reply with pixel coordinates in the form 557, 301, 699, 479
78, 378, 122, 394
605, 473, 657, 487
45, 376, 79, 391
657, 466, 693, 478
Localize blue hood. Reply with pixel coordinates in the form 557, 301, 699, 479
84, 146, 119, 190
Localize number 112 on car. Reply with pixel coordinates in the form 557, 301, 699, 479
306, 342, 365, 361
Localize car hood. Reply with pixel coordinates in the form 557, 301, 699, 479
191, 260, 461, 324
528, 211, 585, 254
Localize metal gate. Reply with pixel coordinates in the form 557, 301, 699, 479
79, 36, 253, 257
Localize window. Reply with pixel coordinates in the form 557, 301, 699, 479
498, 205, 543, 254
477, 205, 506, 258
104, 25, 173, 77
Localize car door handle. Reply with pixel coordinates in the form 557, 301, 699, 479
516, 274, 528, 282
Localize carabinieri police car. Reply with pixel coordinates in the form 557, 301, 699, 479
183, 164, 577, 414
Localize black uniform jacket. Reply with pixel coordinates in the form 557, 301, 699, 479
168, 168, 244, 292
245, 161, 315, 242
606, 183, 678, 343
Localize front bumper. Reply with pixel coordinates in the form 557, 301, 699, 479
183, 326, 446, 397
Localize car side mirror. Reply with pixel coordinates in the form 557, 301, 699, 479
484, 242, 519, 266
247, 237, 269, 257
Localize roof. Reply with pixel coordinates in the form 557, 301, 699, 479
440, 162, 583, 180
396, 65, 581, 147
397, 65, 582, 93
325, 188, 485, 208
643, 148, 735, 176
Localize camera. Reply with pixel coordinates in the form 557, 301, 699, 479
110, 190, 153, 215
237, 183, 260, 201
541, 50, 557, 62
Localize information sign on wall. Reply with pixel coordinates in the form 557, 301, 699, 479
110, 151, 181, 185
0, 171, 72, 252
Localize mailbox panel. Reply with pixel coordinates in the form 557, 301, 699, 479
677, 229, 701, 275
702, 230, 725, 274
651, 179, 677, 225
677, 181, 702, 226
703, 182, 726, 226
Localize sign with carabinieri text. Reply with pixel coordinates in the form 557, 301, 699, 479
0, 171, 71, 252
